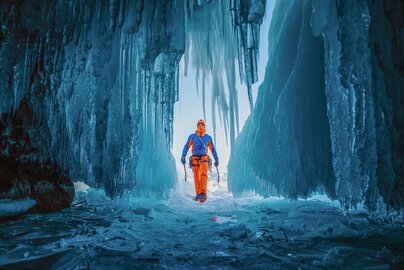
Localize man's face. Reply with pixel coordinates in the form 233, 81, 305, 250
197, 123, 204, 128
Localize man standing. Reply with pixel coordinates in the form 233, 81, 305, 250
181, 119, 219, 203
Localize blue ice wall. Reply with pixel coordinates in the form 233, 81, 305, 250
0, 0, 183, 197
228, 0, 335, 199
229, 0, 403, 213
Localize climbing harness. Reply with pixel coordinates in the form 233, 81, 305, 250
188, 135, 213, 171
196, 134, 219, 182
189, 155, 212, 171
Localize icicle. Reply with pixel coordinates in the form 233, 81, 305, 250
230, 0, 266, 108
236, 27, 245, 83
225, 55, 237, 147
247, 23, 254, 49
184, 0, 240, 147
174, 63, 179, 102
108, 0, 119, 31
202, 70, 206, 121
97, 0, 102, 22
118, 0, 126, 27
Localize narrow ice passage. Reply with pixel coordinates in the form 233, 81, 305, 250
1, 0, 403, 269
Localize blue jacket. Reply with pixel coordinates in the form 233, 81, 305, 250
182, 133, 219, 160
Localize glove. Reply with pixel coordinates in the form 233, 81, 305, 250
181, 156, 186, 165
214, 159, 219, 167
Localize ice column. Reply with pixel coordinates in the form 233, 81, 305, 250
311, 0, 377, 212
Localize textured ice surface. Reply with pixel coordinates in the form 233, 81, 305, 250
0, 198, 36, 218
0, 0, 267, 198
229, 0, 404, 214
230, 0, 266, 109
0, 0, 182, 197
183, 0, 267, 146
184, 0, 238, 146
229, 0, 335, 200
0, 177, 403, 269
1, 0, 401, 218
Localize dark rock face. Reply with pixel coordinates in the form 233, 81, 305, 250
369, 0, 404, 211
0, 157, 74, 214
0, 98, 74, 216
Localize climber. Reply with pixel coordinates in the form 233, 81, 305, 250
181, 119, 219, 203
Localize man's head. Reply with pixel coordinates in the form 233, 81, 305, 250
197, 119, 206, 127
196, 119, 206, 136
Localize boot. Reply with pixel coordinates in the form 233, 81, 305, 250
199, 193, 207, 203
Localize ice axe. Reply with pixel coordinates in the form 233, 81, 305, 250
183, 163, 187, 182
215, 165, 220, 183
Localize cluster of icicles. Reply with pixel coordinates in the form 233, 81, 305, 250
0, 0, 266, 196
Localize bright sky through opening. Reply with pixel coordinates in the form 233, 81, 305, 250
172, 1, 275, 174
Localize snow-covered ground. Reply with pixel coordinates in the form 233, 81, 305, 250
0, 176, 403, 269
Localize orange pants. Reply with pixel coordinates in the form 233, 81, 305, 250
191, 157, 209, 195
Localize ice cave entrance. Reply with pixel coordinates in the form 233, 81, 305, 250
172, 1, 273, 195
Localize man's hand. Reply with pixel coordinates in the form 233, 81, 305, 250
214, 159, 219, 167
181, 156, 186, 165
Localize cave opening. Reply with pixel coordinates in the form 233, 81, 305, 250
1, 0, 403, 269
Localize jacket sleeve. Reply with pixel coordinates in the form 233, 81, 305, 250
182, 135, 193, 157
208, 137, 219, 160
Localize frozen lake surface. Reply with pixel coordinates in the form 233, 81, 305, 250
1, 177, 403, 269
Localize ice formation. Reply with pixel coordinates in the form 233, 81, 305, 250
229, 0, 403, 214
3, 181, 403, 269
230, 0, 266, 110
0, 0, 402, 215
0, 0, 267, 199
0, 0, 182, 197
183, 0, 266, 146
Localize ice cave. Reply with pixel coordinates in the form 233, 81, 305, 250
0, 0, 403, 269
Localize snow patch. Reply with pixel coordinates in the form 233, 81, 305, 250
74, 181, 90, 193
0, 198, 36, 217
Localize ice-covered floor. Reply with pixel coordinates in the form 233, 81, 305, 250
1, 175, 403, 269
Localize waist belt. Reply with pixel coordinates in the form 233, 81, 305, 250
189, 155, 212, 168
191, 155, 209, 161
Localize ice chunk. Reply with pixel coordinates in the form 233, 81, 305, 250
74, 181, 90, 193
304, 220, 359, 239
322, 248, 344, 267
0, 199, 36, 217
220, 224, 251, 240
375, 247, 399, 264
